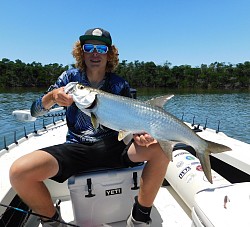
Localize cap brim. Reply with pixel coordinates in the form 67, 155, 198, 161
79, 35, 112, 46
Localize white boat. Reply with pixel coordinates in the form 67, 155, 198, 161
0, 108, 250, 227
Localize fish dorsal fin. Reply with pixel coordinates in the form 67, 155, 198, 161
146, 95, 174, 108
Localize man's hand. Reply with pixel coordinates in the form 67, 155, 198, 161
133, 133, 157, 147
42, 87, 74, 110
52, 87, 74, 107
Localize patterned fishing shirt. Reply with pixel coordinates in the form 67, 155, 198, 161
30, 68, 131, 143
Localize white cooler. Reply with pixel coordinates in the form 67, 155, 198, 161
68, 165, 144, 227
192, 182, 250, 227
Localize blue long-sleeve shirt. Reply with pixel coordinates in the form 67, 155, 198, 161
31, 68, 131, 143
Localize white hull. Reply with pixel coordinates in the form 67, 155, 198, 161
1, 119, 250, 226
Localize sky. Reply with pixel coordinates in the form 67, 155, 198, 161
1, 0, 250, 67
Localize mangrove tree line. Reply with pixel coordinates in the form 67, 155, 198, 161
0, 58, 249, 89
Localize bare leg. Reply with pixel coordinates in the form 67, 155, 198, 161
128, 142, 170, 207
9, 150, 59, 218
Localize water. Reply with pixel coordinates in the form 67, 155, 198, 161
0, 87, 66, 149
0, 88, 249, 149
137, 88, 250, 144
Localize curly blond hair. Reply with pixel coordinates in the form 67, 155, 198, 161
72, 41, 119, 73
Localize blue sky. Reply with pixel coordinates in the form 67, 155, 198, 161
1, 0, 250, 67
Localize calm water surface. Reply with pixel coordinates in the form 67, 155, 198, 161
0, 87, 249, 149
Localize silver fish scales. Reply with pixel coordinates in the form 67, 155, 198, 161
66, 82, 231, 183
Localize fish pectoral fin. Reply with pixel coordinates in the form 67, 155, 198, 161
196, 151, 213, 184
118, 130, 132, 142
146, 95, 174, 108
158, 140, 177, 162
91, 113, 99, 129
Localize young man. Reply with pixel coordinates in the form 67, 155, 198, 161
9, 28, 170, 227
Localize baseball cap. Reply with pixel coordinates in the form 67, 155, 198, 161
79, 28, 112, 46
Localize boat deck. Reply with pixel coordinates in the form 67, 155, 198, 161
1, 120, 250, 226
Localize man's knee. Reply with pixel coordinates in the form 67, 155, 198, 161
10, 150, 59, 183
9, 158, 27, 185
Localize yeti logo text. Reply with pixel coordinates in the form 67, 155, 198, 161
106, 188, 122, 196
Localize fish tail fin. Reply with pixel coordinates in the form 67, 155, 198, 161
197, 140, 231, 184
205, 140, 232, 154
196, 150, 213, 184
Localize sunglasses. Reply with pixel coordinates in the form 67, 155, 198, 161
82, 44, 109, 54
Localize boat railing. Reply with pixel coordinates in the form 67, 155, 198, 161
0, 108, 66, 152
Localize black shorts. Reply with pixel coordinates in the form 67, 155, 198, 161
42, 136, 143, 183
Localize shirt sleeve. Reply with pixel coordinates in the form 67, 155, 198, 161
30, 71, 69, 117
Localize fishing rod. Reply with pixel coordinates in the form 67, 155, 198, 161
0, 203, 79, 227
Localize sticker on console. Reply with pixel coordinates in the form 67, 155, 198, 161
179, 166, 191, 179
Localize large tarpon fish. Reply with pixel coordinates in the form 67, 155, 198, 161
65, 82, 231, 183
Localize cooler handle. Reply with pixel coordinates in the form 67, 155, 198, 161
85, 178, 96, 198
131, 172, 140, 190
